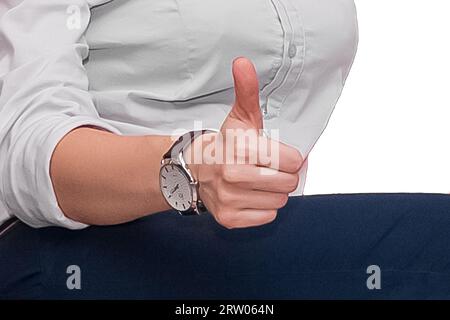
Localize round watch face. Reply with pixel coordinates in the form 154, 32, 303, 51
160, 164, 194, 212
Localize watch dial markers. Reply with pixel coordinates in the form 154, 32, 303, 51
160, 164, 193, 212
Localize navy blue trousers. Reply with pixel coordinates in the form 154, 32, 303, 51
1, 194, 450, 299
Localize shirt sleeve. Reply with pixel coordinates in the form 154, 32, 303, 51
0, 0, 121, 229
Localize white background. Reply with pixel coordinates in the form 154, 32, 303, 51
305, 0, 450, 195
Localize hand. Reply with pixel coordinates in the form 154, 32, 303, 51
186, 57, 304, 229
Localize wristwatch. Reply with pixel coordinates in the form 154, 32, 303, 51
159, 130, 217, 216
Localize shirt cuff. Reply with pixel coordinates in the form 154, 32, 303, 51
2, 116, 121, 230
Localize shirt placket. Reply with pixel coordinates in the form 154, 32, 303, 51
261, 0, 305, 122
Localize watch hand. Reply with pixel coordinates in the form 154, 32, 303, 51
170, 184, 180, 195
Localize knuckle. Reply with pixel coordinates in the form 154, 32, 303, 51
292, 150, 304, 172
215, 211, 226, 226
221, 166, 237, 183
223, 223, 235, 230
264, 210, 278, 224
287, 174, 300, 192
216, 211, 236, 229
276, 194, 289, 208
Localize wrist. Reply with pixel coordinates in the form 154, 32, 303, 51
183, 132, 217, 182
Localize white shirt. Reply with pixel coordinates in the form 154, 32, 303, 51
0, 0, 358, 229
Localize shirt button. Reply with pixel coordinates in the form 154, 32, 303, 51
288, 44, 297, 58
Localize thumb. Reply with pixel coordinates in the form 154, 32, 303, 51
225, 57, 263, 130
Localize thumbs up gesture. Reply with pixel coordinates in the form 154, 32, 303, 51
221, 57, 264, 131
186, 58, 303, 229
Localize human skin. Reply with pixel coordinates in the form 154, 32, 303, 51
50, 58, 303, 228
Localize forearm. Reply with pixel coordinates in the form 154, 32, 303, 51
50, 127, 173, 225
